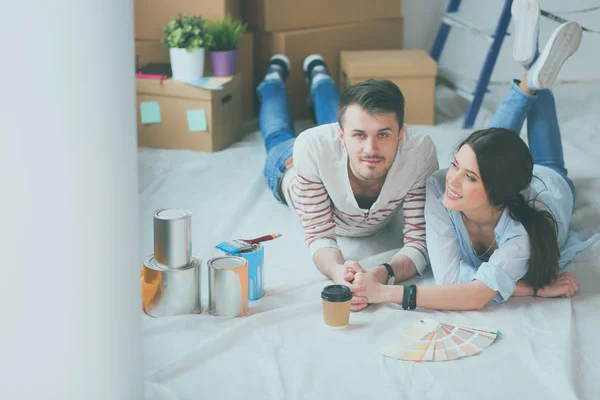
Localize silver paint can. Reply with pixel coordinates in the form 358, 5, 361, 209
141, 255, 202, 318
208, 256, 249, 317
153, 209, 192, 269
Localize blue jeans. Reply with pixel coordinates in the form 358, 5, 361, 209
488, 81, 576, 199
257, 76, 340, 203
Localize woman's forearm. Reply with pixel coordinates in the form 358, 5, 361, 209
382, 280, 498, 311
512, 280, 535, 297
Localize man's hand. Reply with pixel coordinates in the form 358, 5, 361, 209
343, 260, 365, 282
329, 262, 369, 312
537, 272, 580, 298
353, 270, 388, 304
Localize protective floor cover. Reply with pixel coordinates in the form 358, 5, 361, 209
140, 83, 600, 400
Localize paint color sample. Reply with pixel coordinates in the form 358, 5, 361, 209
378, 318, 499, 362
187, 109, 207, 132
140, 101, 161, 124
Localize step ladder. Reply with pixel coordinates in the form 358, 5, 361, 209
430, 0, 513, 129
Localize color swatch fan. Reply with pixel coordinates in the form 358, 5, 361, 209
379, 318, 499, 362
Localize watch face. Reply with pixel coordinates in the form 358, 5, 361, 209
387, 276, 395, 285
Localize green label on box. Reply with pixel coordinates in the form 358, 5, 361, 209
187, 109, 207, 132
140, 101, 161, 124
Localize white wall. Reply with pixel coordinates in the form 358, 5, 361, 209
403, 0, 600, 84
402, 0, 447, 50
1, 1, 144, 399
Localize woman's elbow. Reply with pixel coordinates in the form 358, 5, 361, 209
470, 300, 487, 311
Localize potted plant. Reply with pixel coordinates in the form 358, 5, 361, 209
207, 14, 247, 77
161, 14, 211, 81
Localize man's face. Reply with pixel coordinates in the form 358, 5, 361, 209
339, 104, 403, 182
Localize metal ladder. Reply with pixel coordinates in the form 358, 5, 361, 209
430, 0, 513, 129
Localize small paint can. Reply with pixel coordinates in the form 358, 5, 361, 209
141, 255, 202, 318
208, 256, 249, 317
231, 243, 264, 301
153, 208, 192, 269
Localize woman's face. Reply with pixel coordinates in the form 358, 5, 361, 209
443, 144, 490, 212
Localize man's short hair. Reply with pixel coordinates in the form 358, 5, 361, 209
337, 79, 405, 129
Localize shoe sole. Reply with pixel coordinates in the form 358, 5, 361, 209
511, 0, 540, 66
303, 54, 326, 84
531, 22, 582, 89
269, 54, 291, 72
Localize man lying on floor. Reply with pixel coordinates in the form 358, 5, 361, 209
255, 53, 438, 311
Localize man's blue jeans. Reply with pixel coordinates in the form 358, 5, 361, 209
488, 81, 576, 199
257, 76, 340, 203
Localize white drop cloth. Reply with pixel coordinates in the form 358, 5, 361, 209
139, 83, 600, 400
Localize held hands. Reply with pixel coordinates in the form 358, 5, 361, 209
331, 261, 368, 312
353, 270, 388, 304
537, 272, 580, 298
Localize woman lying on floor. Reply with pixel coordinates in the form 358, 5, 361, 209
348, 18, 600, 311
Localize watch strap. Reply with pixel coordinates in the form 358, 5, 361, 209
382, 263, 394, 285
402, 285, 417, 310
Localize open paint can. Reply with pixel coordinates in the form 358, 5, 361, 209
141, 255, 202, 318
208, 256, 249, 317
231, 243, 264, 301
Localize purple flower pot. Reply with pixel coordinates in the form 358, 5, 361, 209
210, 49, 238, 77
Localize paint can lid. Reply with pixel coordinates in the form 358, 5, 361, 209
144, 255, 201, 272
154, 209, 191, 220
321, 285, 352, 302
208, 256, 247, 270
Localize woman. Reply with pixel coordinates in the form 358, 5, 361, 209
350, 18, 599, 311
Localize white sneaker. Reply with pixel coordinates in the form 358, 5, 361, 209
511, 0, 541, 68
527, 22, 582, 90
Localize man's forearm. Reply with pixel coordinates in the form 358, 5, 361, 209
312, 247, 345, 279
372, 255, 418, 284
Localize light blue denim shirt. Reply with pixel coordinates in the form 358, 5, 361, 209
425, 165, 600, 303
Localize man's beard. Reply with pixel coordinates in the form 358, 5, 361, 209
350, 157, 389, 181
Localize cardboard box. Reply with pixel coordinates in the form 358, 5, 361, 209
136, 75, 242, 152
256, 18, 404, 119
135, 40, 169, 70
135, 0, 242, 40
340, 49, 437, 125
135, 32, 254, 120
246, 0, 401, 32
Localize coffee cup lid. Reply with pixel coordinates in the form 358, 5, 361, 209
321, 285, 352, 302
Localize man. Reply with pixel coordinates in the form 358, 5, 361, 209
256, 54, 439, 311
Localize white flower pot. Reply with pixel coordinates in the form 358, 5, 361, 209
169, 48, 205, 81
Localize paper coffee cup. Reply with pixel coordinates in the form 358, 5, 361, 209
321, 285, 352, 328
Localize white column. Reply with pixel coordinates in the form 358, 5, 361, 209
1, 1, 143, 399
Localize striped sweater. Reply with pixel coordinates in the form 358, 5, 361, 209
283, 123, 439, 275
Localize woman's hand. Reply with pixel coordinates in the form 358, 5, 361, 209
537, 272, 580, 298
353, 270, 389, 304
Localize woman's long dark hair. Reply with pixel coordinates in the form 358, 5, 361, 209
459, 128, 559, 294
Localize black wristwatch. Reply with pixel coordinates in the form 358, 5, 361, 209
381, 263, 395, 285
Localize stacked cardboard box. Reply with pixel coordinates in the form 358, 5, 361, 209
340, 50, 438, 125
136, 75, 242, 152
134, 0, 257, 152
247, 0, 404, 119
135, 0, 243, 40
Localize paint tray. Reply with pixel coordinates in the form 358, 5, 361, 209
379, 318, 499, 362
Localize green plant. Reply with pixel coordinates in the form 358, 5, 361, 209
161, 14, 211, 52
207, 14, 247, 52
